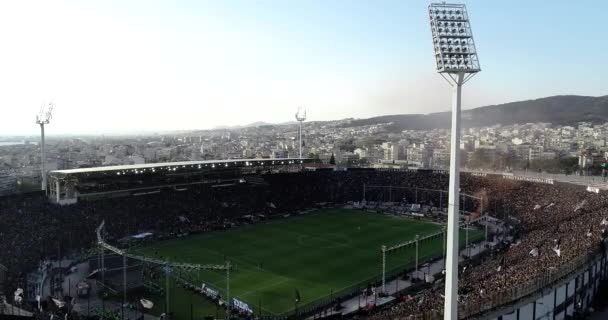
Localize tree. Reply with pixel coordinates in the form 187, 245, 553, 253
495, 150, 517, 170
329, 153, 336, 165
308, 152, 320, 160
337, 138, 356, 152
468, 149, 491, 169
561, 157, 579, 174
359, 137, 386, 148
356, 158, 369, 167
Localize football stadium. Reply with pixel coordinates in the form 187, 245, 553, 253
3, 0, 608, 319
2, 158, 608, 320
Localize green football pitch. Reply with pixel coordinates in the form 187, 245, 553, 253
134, 208, 481, 319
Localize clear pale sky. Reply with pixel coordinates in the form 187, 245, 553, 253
0, 0, 606, 135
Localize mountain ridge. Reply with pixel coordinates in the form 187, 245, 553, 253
342, 94, 608, 132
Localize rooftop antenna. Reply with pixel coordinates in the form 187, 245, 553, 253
428, 3, 480, 319
295, 107, 307, 159
36, 101, 54, 192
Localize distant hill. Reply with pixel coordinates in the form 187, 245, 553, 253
212, 121, 275, 130
344, 95, 608, 131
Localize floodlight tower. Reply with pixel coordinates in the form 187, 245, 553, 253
36, 102, 54, 192
295, 107, 307, 159
428, 3, 480, 319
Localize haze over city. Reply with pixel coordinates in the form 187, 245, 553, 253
1, 0, 607, 135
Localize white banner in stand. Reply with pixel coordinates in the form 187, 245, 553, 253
232, 298, 253, 314
201, 283, 219, 299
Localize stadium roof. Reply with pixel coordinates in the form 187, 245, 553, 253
50, 158, 311, 176
47, 158, 317, 204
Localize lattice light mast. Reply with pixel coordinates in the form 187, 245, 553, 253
295, 107, 307, 159
428, 3, 480, 319
36, 102, 54, 191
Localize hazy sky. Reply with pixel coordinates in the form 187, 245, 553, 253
1, 0, 606, 135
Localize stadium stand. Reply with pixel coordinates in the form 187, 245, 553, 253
46, 158, 313, 204
1, 161, 608, 319
364, 178, 608, 320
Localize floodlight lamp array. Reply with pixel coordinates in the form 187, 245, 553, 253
109, 159, 304, 176
429, 3, 480, 73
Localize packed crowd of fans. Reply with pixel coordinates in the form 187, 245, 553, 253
367, 176, 608, 320
1, 168, 607, 319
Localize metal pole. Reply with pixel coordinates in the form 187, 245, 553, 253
166, 263, 170, 316
100, 241, 105, 313
100, 246, 106, 291
58, 241, 61, 276
40, 124, 47, 191
299, 121, 303, 159
415, 235, 420, 279
395, 275, 398, 293
463, 195, 466, 217
381, 246, 387, 293
226, 260, 230, 320
415, 188, 418, 203
363, 184, 366, 202
443, 227, 447, 261
123, 254, 127, 320
444, 72, 464, 320
372, 288, 376, 306
484, 204, 488, 245
465, 223, 469, 257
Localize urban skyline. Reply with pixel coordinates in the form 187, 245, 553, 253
3, 111, 608, 195
1, 0, 608, 135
